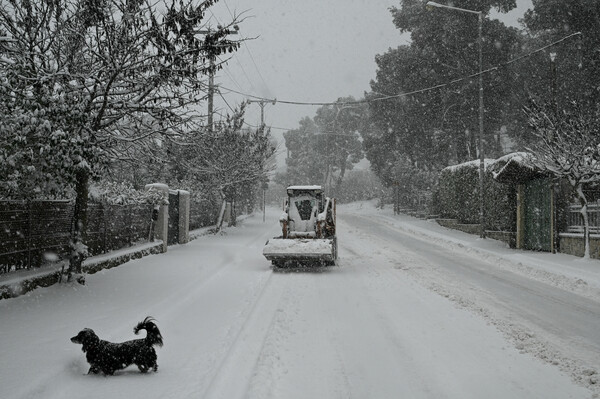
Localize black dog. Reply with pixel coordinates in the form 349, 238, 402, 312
71, 316, 163, 375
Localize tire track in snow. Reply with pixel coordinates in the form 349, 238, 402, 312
13, 250, 239, 399
15, 217, 277, 399
199, 268, 286, 399
248, 270, 355, 399
340, 213, 600, 395
332, 242, 441, 397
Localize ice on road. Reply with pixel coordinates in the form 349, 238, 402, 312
0, 203, 596, 398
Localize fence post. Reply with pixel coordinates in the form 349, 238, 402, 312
102, 205, 110, 253
27, 200, 32, 269
127, 205, 132, 247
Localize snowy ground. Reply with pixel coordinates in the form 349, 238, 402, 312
0, 201, 598, 398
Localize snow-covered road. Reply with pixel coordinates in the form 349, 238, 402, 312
0, 203, 597, 398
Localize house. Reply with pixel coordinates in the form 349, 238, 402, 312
491, 152, 600, 258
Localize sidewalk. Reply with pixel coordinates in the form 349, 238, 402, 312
0, 218, 245, 300
0, 240, 164, 300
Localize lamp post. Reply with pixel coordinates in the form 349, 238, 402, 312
427, 1, 486, 238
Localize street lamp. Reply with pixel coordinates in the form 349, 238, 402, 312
427, 1, 486, 239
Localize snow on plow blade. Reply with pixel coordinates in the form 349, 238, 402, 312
263, 238, 336, 263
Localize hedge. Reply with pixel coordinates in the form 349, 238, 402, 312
433, 160, 516, 232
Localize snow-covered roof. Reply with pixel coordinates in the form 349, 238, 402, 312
442, 159, 495, 174
490, 152, 547, 184
493, 152, 532, 166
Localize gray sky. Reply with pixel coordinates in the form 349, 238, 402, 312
205, 0, 533, 159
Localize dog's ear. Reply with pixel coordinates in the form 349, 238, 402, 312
78, 329, 99, 351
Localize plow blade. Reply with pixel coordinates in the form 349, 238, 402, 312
263, 238, 336, 264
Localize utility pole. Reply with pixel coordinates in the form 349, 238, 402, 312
195, 26, 239, 132
248, 98, 277, 128
550, 52, 558, 115
248, 99, 276, 222
208, 57, 215, 132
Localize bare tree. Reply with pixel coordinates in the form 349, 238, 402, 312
191, 104, 276, 232
525, 102, 600, 259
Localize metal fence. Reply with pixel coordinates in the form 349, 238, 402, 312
566, 203, 600, 234
0, 200, 153, 275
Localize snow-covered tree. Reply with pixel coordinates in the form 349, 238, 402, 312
283, 97, 364, 197
367, 0, 521, 169
0, 0, 243, 275
190, 104, 276, 231
525, 102, 600, 259
523, 0, 600, 108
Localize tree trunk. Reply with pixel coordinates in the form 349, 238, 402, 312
334, 160, 347, 199
68, 169, 89, 276
576, 185, 591, 259
215, 189, 227, 233
228, 200, 237, 227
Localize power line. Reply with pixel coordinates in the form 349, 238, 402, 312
217, 88, 236, 114
216, 55, 245, 93
221, 0, 272, 95
244, 44, 270, 94
219, 31, 582, 107
208, 1, 257, 92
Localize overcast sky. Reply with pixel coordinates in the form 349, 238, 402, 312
205, 0, 533, 161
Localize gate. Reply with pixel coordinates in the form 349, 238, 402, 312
523, 178, 553, 251
168, 191, 179, 245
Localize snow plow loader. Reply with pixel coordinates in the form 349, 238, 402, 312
263, 186, 338, 267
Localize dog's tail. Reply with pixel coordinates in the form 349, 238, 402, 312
134, 316, 163, 347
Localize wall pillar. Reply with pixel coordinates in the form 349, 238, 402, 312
516, 184, 524, 249
145, 183, 169, 253
177, 190, 190, 244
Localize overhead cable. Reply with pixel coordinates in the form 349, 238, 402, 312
219, 32, 582, 108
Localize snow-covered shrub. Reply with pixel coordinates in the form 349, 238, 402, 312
433, 160, 514, 231
89, 181, 168, 206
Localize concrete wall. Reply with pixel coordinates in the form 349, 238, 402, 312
435, 219, 481, 235
559, 233, 600, 259
436, 219, 515, 247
